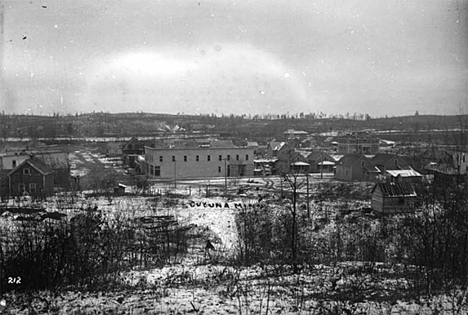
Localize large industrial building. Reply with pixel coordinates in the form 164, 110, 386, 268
143, 140, 254, 180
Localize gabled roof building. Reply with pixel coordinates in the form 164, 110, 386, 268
335, 154, 380, 181
371, 182, 417, 214
8, 158, 55, 197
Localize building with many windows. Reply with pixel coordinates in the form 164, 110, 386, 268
144, 140, 254, 179
336, 131, 379, 155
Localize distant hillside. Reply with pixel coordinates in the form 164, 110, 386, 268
0, 112, 466, 144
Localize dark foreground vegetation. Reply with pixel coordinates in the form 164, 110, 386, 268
235, 177, 468, 297
0, 205, 192, 293
0, 176, 467, 313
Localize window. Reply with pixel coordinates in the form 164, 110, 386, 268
154, 166, 161, 176
227, 155, 230, 161
394, 159, 398, 166
207, 155, 211, 161
245, 154, 249, 161
463, 155, 466, 163
150, 165, 154, 175
172, 156, 175, 162
219, 155, 222, 161
18, 183, 25, 193
184, 155, 187, 162
236, 154, 239, 161
12, 160, 16, 168
23, 168, 31, 175
160, 156, 163, 162
218, 166, 222, 173
29, 183, 36, 193
196, 155, 199, 162
361, 161, 365, 167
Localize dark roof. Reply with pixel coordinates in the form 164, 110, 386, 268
371, 153, 409, 166
305, 151, 333, 161
371, 153, 396, 164
338, 154, 368, 166
373, 182, 417, 197
8, 158, 54, 176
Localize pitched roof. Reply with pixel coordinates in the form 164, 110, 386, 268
305, 151, 333, 161
371, 153, 408, 166
337, 154, 368, 166
373, 182, 417, 197
8, 158, 54, 176
295, 150, 313, 159
386, 168, 422, 178
268, 141, 287, 151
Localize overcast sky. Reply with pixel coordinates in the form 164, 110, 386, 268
1, 0, 467, 116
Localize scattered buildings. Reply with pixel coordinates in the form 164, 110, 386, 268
297, 151, 336, 173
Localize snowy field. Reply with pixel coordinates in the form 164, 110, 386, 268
1, 160, 467, 314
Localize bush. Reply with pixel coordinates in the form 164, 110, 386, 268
1, 209, 191, 292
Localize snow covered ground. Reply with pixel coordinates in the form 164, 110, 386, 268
1, 179, 467, 314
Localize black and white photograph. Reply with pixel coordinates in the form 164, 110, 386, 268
0, 0, 468, 313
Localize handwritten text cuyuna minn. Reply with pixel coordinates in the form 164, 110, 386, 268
187, 201, 266, 209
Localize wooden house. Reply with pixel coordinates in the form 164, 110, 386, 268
371, 153, 411, 174
122, 137, 146, 168
267, 141, 292, 174
371, 182, 417, 214
305, 151, 335, 173
8, 158, 55, 197
335, 154, 380, 181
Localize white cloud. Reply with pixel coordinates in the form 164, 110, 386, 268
82, 43, 309, 114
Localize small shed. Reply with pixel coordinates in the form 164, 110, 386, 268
371, 182, 417, 214
113, 183, 127, 195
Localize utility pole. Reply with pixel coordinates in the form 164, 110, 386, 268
320, 152, 324, 179
173, 159, 177, 190
306, 173, 310, 218
224, 158, 227, 196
